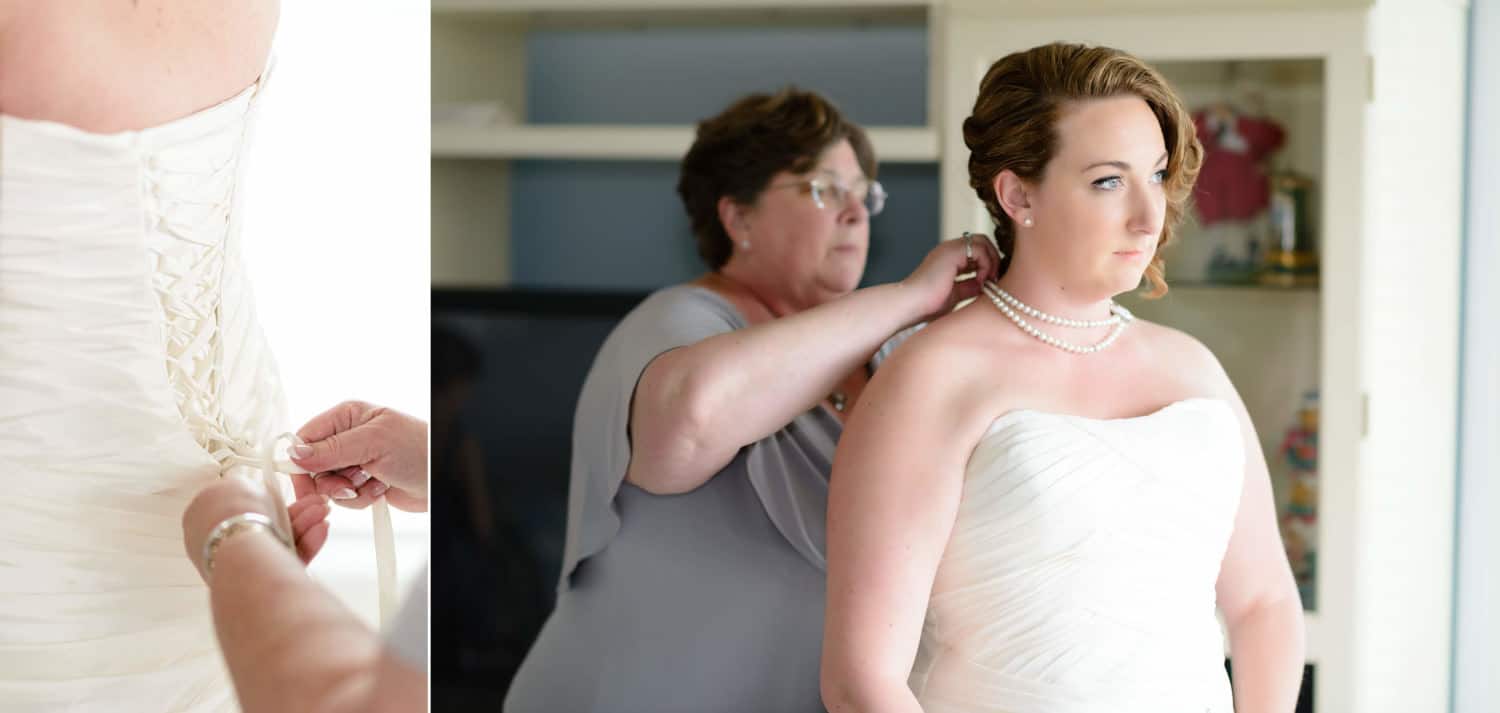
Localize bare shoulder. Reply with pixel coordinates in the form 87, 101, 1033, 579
873, 304, 997, 393
858, 301, 1027, 437
1129, 317, 1235, 397
0, 1, 279, 131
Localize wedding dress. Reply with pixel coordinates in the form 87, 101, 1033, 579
0, 62, 394, 711
908, 398, 1244, 713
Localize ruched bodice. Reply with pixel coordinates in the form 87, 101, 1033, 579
0, 73, 284, 711
910, 398, 1244, 713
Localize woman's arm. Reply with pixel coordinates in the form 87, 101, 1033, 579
629, 237, 998, 495
183, 476, 425, 713
630, 281, 922, 494
1206, 356, 1306, 711
208, 531, 426, 713
820, 332, 984, 712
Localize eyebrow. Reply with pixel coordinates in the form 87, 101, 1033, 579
1082, 152, 1170, 172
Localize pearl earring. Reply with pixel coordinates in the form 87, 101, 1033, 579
740, 240, 751, 250
1023, 217, 1034, 227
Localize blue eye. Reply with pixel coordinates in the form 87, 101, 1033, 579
1151, 169, 1168, 184
1092, 176, 1123, 190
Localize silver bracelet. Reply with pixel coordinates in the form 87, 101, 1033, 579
201, 512, 293, 579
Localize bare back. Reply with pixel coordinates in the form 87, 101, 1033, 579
0, 0, 278, 132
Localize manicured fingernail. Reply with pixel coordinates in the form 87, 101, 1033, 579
350, 470, 371, 487
333, 488, 357, 500
371, 482, 390, 497
290, 444, 314, 459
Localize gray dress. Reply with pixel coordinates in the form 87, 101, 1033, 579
505, 285, 916, 713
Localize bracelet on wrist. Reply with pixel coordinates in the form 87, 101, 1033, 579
201, 512, 293, 579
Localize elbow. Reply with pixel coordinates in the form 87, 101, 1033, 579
820, 668, 859, 713
1225, 588, 1306, 645
821, 660, 897, 713
667, 352, 727, 442
631, 361, 727, 496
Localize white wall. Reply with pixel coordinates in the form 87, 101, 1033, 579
242, 0, 431, 627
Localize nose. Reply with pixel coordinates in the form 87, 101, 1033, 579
838, 194, 868, 225
1126, 182, 1166, 237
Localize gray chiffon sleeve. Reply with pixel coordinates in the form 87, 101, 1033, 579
872, 321, 926, 371
557, 286, 745, 590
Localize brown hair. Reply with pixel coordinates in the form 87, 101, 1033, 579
963, 42, 1202, 297
677, 87, 876, 270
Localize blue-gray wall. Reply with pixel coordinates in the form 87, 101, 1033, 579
510, 24, 939, 290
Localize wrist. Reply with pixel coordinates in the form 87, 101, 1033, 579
888, 279, 940, 327
201, 512, 292, 582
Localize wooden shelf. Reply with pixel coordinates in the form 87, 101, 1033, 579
434, 0, 926, 12
432, 123, 940, 162
431, 0, 929, 28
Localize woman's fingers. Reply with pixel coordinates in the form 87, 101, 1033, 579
965, 233, 1000, 283
288, 493, 332, 564
288, 402, 384, 474
359, 476, 391, 500
290, 472, 316, 500
314, 465, 363, 501
294, 400, 376, 445
290, 493, 331, 534
951, 274, 984, 305
332, 474, 392, 511
296, 520, 331, 564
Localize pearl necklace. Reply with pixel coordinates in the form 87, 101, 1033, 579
981, 281, 1134, 354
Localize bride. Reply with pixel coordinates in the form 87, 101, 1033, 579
820, 43, 1305, 712
0, 2, 328, 710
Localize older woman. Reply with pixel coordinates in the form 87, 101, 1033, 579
503, 88, 1000, 713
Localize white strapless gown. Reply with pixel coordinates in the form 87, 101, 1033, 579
910, 398, 1244, 713
0, 70, 291, 710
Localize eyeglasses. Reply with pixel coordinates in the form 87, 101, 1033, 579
767, 174, 887, 217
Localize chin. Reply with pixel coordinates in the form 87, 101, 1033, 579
1101, 271, 1148, 298
821, 271, 863, 298
825, 259, 866, 292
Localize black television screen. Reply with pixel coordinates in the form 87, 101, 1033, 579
431, 288, 646, 706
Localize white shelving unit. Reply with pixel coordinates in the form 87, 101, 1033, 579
432, 1, 941, 288
433, 2, 1469, 710
432, 124, 939, 161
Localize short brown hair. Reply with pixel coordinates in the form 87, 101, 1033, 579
963, 42, 1202, 297
678, 88, 876, 270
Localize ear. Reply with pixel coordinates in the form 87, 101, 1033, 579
717, 195, 753, 243
991, 169, 1034, 224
